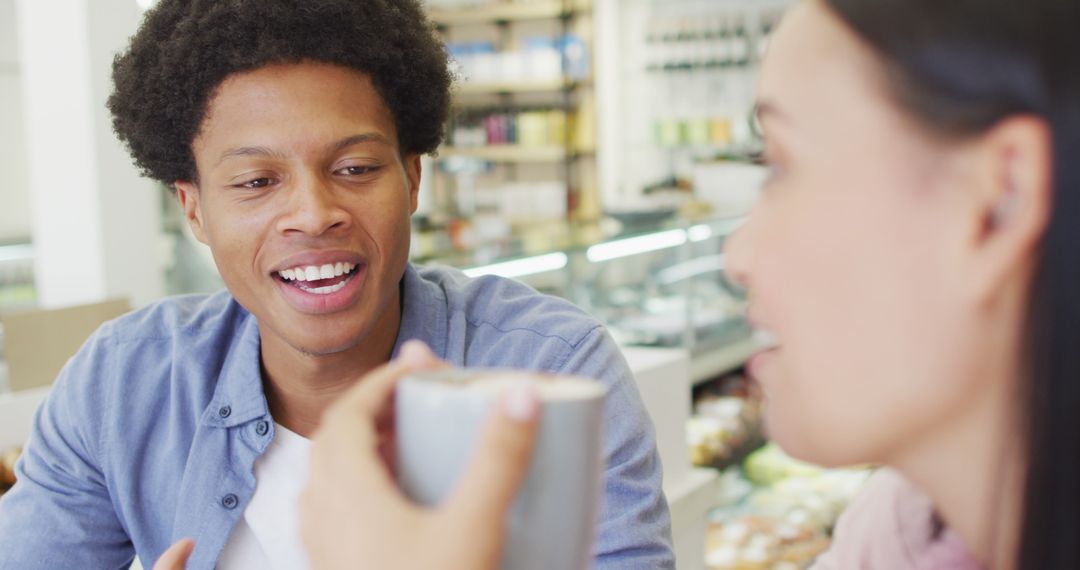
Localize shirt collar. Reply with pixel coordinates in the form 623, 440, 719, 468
203, 264, 448, 428
202, 307, 270, 428
391, 263, 449, 361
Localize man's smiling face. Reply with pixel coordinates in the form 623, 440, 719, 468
176, 62, 420, 356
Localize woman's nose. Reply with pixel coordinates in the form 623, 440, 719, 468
723, 220, 754, 291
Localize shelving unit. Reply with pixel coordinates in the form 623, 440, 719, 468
455, 77, 589, 96
438, 144, 592, 163
429, 1, 577, 27
424, 0, 598, 227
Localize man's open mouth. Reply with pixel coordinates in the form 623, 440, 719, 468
275, 262, 360, 295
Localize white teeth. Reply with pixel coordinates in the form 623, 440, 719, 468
298, 274, 352, 295
277, 262, 359, 282
753, 328, 780, 350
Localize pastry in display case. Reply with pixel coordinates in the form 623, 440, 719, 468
705, 515, 831, 570
689, 373, 765, 469
688, 373, 871, 570
0, 446, 21, 495
704, 443, 873, 570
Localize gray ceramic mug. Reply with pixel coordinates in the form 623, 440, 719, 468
396, 369, 608, 570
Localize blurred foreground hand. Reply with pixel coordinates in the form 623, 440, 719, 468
152, 341, 540, 570
300, 341, 540, 570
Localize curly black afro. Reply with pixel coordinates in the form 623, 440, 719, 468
108, 0, 453, 185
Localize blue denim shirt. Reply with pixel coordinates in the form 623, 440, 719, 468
0, 264, 674, 569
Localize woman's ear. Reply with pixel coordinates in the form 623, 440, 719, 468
964, 116, 1053, 305
175, 180, 210, 245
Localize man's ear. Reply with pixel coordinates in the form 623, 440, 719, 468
963, 115, 1053, 306
175, 180, 210, 245
404, 154, 422, 215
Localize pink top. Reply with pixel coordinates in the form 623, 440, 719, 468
811, 469, 984, 570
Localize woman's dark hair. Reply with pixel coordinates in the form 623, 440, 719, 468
108, 0, 453, 185
822, 0, 1080, 567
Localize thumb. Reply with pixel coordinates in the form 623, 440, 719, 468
152, 539, 194, 570
446, 384, 541, 523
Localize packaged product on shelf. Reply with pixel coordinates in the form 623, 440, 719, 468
557, 34, 590, 80
522, 37, 562, 81
517, 111, 550, 147
452, 109, 571, 149
447, 35, 590, 85
425, 0, 489, 9
497, 181, 567, 223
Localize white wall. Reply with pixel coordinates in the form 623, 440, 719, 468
596, 0, 791, 207
0, 0, 31, 243
87, 0, 168, 308
16, 0, 165, 308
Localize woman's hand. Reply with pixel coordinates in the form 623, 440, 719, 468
299, 340, 541, 570
151, 538, 194, 570
151, 341, 539, 570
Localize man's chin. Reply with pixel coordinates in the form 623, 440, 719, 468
290, 337, 366, 358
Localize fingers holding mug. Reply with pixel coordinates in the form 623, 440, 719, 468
152, 539, 194, 570
447, 384, 542, 524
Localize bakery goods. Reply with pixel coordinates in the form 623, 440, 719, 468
0, 447, 22, 489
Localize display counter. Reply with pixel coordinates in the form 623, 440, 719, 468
417, 214, 755, 384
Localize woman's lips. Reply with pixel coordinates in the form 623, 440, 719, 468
747, 347, 778, 379
746, 328, 780, 384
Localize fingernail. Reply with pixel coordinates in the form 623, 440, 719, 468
502, 384, 540, 423
399, 340, 433, 366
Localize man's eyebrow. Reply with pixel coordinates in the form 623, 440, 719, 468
329, 133, 394, 153
215, 133, 395, 167
215, 145, 285, 167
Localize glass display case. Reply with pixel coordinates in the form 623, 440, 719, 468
416, 213, 756, 383
0, 244, 35, 313
160, 186, 760, 384
0, 243, 36, 394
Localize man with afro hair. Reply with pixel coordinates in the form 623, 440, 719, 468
0, 1, 674, 568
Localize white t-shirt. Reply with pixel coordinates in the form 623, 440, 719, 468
218, 424, 312, 570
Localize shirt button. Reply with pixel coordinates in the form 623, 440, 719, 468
255, 420, 270, 436
218, 405, 232, 419
221, 494, 239, 510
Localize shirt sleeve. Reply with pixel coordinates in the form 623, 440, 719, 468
557, 326, 676, 569
0, 328, 136, 569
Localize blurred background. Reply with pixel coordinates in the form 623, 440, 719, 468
0, 1, 872, 568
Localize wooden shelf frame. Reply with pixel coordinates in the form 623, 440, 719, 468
455, 77, 590, 95
429, 1, 581, 26
438, 144, 594, 163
